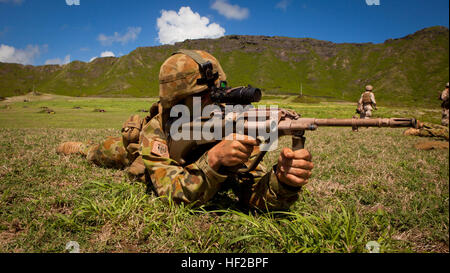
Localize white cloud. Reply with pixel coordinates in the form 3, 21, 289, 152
89, 51, 115, 62
211, 0, 249, 20
157, 6, 225, 45
0, 0, 24, 5
0, 44, 40, 65
97, 27, 141, 46
100, 51, 115, 57
45, 55, 71, 65
276, 0, 291, 12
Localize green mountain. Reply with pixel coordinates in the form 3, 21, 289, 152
1, 26, 448, 106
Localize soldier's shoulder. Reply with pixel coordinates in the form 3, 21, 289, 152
141, 113, 166, 141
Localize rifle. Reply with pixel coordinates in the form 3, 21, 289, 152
168, 106, 422, 174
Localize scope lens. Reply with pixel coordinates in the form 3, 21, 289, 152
240, 87, 261, 103
252, 88, 262, 102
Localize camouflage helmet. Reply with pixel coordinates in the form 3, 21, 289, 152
365, 85, 374, 91
159, 49, 227, 108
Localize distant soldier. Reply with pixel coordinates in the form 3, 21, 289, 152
440, 82, 449, 126
357, 85, 377, 119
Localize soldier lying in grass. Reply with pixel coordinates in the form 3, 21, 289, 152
57, 50, 314, 211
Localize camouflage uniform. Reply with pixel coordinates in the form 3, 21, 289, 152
76, 110, 301, 211
65, 50, 302, 211
358, 86, 377, 119
440, 83, 449, 126
403, 122, 449, 141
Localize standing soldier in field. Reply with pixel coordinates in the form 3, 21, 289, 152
357, 85, 377, 119
56, 49, 314, 211
440, 82, 449, 126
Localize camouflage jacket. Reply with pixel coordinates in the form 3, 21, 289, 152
137, 110, 302, 211
416, 122, 449, 140
441, 88, 449, 109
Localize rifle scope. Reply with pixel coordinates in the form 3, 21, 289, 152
211, 85, 262, 105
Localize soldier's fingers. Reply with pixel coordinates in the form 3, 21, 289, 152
278, 154, 290, 172
231, 150, 251, 161
223, 152, 249, 166
281, 174, 308, 187
285, 159, 314, 170
284, 167, 312, 179
292, 149, 312, 161
238, 135, 259, 146
281, 148, 295, 159
227, 133, 254, 141
232, 141, 254, 155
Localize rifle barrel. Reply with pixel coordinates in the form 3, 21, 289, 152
279, 118, 419, 133
313, 118, 419, 128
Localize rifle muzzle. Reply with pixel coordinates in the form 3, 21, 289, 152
388, 118, 421, 128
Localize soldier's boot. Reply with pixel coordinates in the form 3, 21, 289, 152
56, 142, 84, 155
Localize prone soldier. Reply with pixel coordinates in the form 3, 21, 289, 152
403, 122, 449, 150
57, 50, 314, 211
403, 122, 449, 141
357, 85, 377, 119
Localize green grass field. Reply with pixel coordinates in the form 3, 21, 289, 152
0, 94, 448, 253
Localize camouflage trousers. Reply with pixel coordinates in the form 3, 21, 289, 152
442, 108, 449, 127
81, 136, 130, 169
360, 104, 373, 119
80, 136, 146, 181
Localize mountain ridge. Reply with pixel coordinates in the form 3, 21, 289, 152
1, 26, 448, 106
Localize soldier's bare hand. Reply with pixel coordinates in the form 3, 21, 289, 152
276, 148, 314, 188
207, 134, 259, 171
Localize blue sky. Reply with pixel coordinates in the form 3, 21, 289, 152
0, 0, 448, 65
